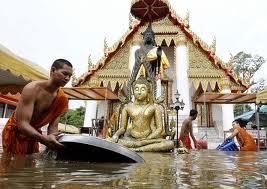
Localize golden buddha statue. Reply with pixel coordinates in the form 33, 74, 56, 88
110, 76, 174, 152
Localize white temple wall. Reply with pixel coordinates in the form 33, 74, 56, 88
222, 104, 234, 131
212, 104, 224, 138
212, 104, 223, 125
96, 100, 109, 119
83, 100, 97, 127
221, 87, 234, 131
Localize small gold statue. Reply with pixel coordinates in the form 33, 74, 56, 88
110, 76, 174, 152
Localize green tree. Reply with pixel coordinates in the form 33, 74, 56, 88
234, 104, 252, 117
60, 106, 85, 127
229, 52, 264, 83
228, 52, 266, 116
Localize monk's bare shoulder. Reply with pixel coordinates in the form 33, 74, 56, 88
21, 81, 46, 95
182, 118, 190, 125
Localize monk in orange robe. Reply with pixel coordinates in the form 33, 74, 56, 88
1, 59, 73, 154
178, 109, 199, 150
225, 119, 257, 151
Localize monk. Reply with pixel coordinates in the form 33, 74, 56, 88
1, 59, 73, 154
225, 119, 257, 151
179, 109, 198, 150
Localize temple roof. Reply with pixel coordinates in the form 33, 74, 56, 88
0, 43, 49, 94
74, 7, 247, 90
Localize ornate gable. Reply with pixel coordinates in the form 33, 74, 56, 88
79, 42, 131, 90
75, 6, 247, 92
188, 41, 224, 91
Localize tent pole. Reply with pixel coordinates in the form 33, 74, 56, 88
255, 102, 262, 151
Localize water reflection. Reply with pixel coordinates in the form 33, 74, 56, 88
0, 149, 266, 188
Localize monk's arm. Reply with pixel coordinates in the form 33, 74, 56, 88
47, 116, 61, 135
225, 129, 239, 140
17, 84, 63, 149
16, 84, 46, 142
189, 122, 197, 147
147, 106, 162, 139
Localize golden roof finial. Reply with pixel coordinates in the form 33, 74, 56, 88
210, 36, 216, 55
184, 10, 190, 28
88, 54, 94, 71
104, 37, 108, 56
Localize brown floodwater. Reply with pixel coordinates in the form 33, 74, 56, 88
0, 149, 266, 189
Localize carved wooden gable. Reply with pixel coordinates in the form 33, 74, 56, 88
81, 42, 131, 90
188, 41, 244, 91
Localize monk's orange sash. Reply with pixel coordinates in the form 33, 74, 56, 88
2, 89, 68, 154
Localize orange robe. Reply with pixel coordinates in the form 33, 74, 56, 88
236, 127, 257, 151
179, 135, 192, 150
2, 89, 68, 154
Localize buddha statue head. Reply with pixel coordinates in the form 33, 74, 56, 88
143, 24, 156, 46
132, 75, 153, 103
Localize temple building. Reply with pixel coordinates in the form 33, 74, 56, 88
73, 5, 250, 140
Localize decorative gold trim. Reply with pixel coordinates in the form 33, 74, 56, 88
175, 34, 187, 46
219, 77, 231, 91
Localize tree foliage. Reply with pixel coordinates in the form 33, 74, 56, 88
229, 51, 265, 85
234, 104, 253, 117
229, 51, 266, 116
60, 106, 85, 128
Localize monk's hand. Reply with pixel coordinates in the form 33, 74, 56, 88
193, 141, 199, 150
43, 134, 65, 150
195, 143, 201, 150
51, 132, 63, 140
225, 137, 229, 142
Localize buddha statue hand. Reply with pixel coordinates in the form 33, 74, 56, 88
110, 135, 119, 143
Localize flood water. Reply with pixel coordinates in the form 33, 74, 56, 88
0, 149, 266, 189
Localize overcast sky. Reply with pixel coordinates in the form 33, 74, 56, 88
0, 0, 266, 81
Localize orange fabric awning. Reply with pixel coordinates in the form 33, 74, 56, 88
194, 92, 256, 104
0, 93, 20, 106
62, 87, 119, 100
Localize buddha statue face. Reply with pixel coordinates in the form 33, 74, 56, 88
132, 76, 151, 101
143, 31, 154, 45
143, 25, 155, 46
133, 83, 149, 101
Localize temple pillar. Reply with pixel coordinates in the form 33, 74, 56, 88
175, 34, 191, 115
220, 77, 234, 131
83, 100, 97, 127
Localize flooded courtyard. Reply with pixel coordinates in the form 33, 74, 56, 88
0, 149, 266, 189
